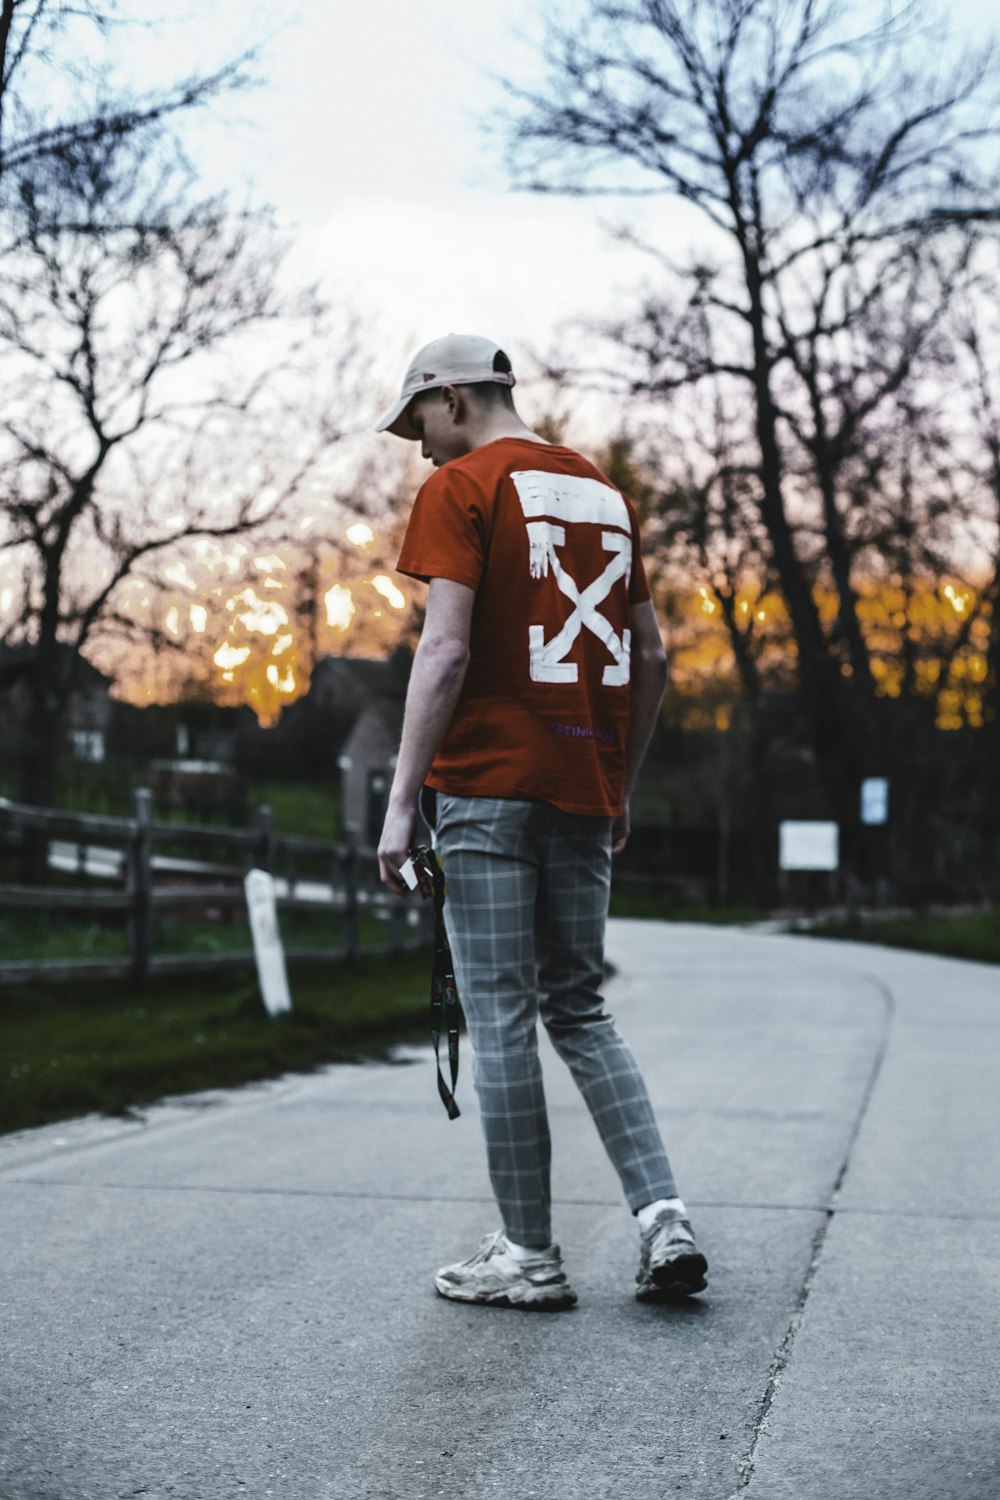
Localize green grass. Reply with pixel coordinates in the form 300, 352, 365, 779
0, 758, 137, 817
0, 907, 403, 963
0, 949, 434, 1135
250, 779, 341, 840
609, 879, 754, 924
609, 882, 1000, 963
150, 909, 396, 958
798, 906, 1000, 965
0, 912, 127, 962
0, 759, 343, 837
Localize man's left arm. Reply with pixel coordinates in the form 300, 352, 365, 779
377, 576, 474, 892
613, 599, 668, 856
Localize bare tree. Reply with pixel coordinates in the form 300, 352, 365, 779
506, 0, 1000, 880
952, 263, 1000, 871
0, 1, 248, 205
0, 111, 361, 819
0, 3, 375, 839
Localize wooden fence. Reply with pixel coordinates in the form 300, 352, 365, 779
0, 790, 429, 986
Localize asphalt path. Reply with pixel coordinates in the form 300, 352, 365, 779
1, 921, 997, 1500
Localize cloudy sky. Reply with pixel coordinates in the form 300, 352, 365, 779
107, 0, 995, 416
13, 0, 995, 712
112, 0, 707, 403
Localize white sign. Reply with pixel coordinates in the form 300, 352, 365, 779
244, 869, 292, 1016
779, 821, 840, 872
860, 778, 889, 826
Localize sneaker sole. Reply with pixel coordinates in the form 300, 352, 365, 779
637, 1252, 708, 1300
434, 1276, 577, 1310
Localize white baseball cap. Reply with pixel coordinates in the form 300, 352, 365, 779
375, 333, 516, 439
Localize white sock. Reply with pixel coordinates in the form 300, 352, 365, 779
637, 1197, 686, 1234
505, 1236, 550, 1261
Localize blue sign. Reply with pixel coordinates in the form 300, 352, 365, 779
860, 778, 889, 826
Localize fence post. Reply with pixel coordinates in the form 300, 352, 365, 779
342, 833, 359, 962
254, 805, 275, 873
127, 787, 153, 984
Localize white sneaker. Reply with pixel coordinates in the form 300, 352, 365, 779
636, 1208, 708, 1300
434, 1231, 577, 1310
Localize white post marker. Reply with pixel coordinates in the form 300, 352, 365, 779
244, 868, 292, 1016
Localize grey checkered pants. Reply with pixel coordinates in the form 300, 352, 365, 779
432, 793, 678, 1247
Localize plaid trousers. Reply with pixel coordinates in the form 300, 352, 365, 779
432, 793, 677, 1247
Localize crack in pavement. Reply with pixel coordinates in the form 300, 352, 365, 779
728, 974, 897, 1498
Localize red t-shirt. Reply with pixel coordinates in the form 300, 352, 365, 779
396, 438, 651, 816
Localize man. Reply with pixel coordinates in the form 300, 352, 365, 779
375, 333, 707, 1310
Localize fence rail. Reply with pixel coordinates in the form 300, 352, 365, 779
0, 791, 425, 986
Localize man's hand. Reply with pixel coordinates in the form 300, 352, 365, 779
378, 801, 417, 895
612, 801, 631, 856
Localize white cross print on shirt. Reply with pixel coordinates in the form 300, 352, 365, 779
511, 471, 633, 687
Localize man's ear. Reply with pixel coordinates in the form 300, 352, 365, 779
440, 384, 465, 424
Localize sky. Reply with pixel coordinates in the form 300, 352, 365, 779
107, 0, 997, 420
9, 0, 997, 715
112, 0, 703, 410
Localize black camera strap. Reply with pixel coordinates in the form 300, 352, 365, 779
414, 846, 461, 1120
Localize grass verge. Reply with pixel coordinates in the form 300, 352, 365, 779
1, 950, 432, 1136
609, 881, 754, 924
796, 906, 1000, 965
0, 761, 343, 837
0, 909, 404, 963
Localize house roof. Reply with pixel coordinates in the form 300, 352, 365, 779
341, 695, 405, 758
0, 642, 114, 695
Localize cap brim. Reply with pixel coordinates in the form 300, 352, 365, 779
374, 393, 420, 439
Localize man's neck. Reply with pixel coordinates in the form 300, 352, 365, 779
463, 412, 551, 451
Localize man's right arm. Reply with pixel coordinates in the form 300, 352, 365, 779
377, 576, 474, 892
614, 599, 668, 855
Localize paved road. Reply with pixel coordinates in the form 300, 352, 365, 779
1, 921, 997, 1500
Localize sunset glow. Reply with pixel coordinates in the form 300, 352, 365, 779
104, 516, 417, 725
265, 663, 297, 693
232, 588, 289, 636
667, 577, 991, 733
372, 575, 406, 610
100, 555, 991, 739
163, 562, 197, 592
213, 643, 252, 670
324, 583, 356, 631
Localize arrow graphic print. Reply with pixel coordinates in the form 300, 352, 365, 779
512, 472, 634, 687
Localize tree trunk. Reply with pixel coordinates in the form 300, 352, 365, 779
744, 260, 860, 826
